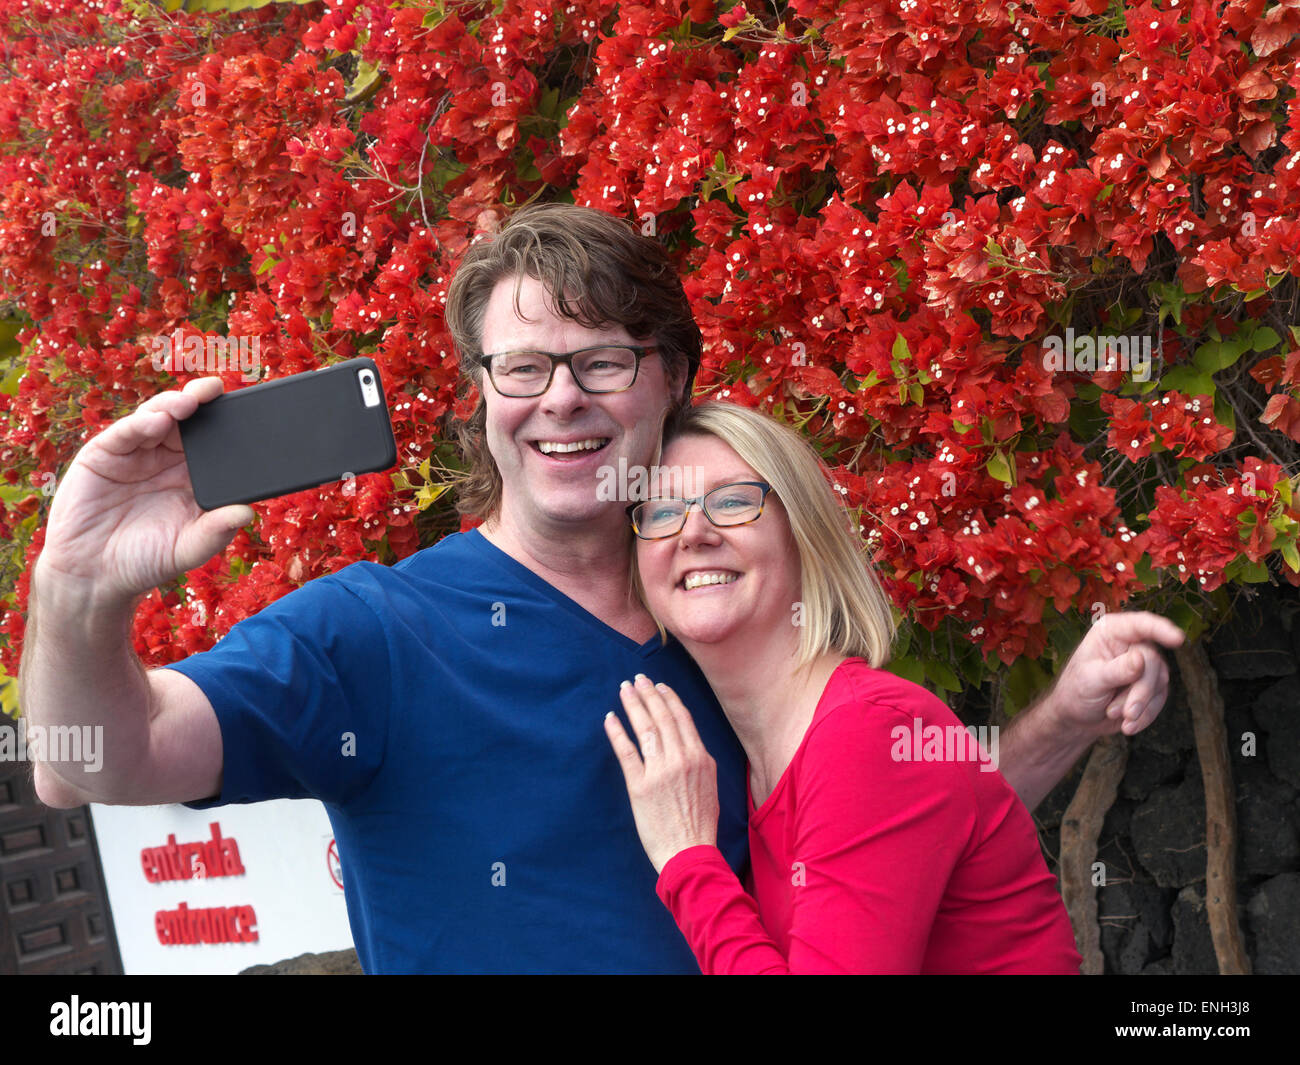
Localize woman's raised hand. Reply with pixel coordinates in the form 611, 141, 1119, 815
603, 674, 720, 875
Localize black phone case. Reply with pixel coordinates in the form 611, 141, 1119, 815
180, 357, 398, 510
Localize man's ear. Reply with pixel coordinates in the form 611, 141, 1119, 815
663, 355, 688, 405
651, 407, 668, 468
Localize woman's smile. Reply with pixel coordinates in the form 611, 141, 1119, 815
678, 570, 742, 591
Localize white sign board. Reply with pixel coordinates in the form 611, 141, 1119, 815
89, 799, 354, 975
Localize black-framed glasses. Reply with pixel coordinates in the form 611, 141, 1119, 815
627, 482, 774, 540
479, 345, 659, 397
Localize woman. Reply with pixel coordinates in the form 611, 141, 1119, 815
603, 402, 1082, 974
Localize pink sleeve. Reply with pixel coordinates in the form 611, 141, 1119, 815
656, 846, 792, 975
656, 700, 979, 974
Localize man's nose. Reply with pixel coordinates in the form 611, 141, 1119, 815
540, 362, 588, 410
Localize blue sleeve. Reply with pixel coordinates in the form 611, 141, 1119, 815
161, 572, 393, 809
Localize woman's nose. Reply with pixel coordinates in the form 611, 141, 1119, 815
677, 502, 719, 546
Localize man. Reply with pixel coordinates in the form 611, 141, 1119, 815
21, 203, 1184, 973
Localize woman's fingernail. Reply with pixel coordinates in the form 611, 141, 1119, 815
620, 679, 631, 689
635, 673, 648, 684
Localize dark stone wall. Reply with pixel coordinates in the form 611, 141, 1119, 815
1035, 582, 1300, 974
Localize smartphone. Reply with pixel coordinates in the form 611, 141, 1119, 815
180, 357, 398, 510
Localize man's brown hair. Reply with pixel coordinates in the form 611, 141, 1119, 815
443, 203, 701, 520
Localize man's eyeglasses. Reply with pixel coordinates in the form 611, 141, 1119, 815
479, 345, 658, 397
627, 482, 774, 540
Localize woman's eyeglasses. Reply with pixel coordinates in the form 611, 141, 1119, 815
627, 482, 774, 540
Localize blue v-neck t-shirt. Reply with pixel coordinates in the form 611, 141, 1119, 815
163, 529, 749, 973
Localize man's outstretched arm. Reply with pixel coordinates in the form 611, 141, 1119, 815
20, 377, 249, 808
997, 612, 1186, 811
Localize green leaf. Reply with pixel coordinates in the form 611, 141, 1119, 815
1239, 559, 1270, 583
1281, 540, 1300, 573
986, 450, 1014, 485
954, 641, 986, 687
1048, 615, 1087, 664
1193, 335, 1250, 374
1068, 394, 1107, 441
925, 660, 962, 693
415, 484, 447, 510
892, 620, 912, 657
1004, 657, 1052, 717
892, 332, 909, 361
0, 675, 18, 721
1252, 327, 1281, 352
1213, 391, 1236, 433
346, 58, 383, 103
0, 317, 21, 362
885, 654, 925, 685
1191, 341, 1222, 372
1151, 279, 1188, 327
555, 94, 580, 131
1167, 601, 1208, 643
1131, 373, 1159, 397
1161, 365, 1216, 397
1134, 553, 1159, 587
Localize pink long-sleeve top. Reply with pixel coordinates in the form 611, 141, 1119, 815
656, 659, 1082, 974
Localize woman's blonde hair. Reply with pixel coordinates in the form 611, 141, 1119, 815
632, 401, 896, 671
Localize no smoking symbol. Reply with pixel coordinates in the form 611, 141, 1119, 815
327, 838, 343, 890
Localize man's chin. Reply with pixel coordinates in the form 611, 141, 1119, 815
534, 493, 628, 529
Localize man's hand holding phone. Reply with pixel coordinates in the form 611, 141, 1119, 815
36, 376, 253, 610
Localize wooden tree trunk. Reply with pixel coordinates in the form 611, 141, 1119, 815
1176, 641, 1252, 975
1059, 733, 1128, 974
